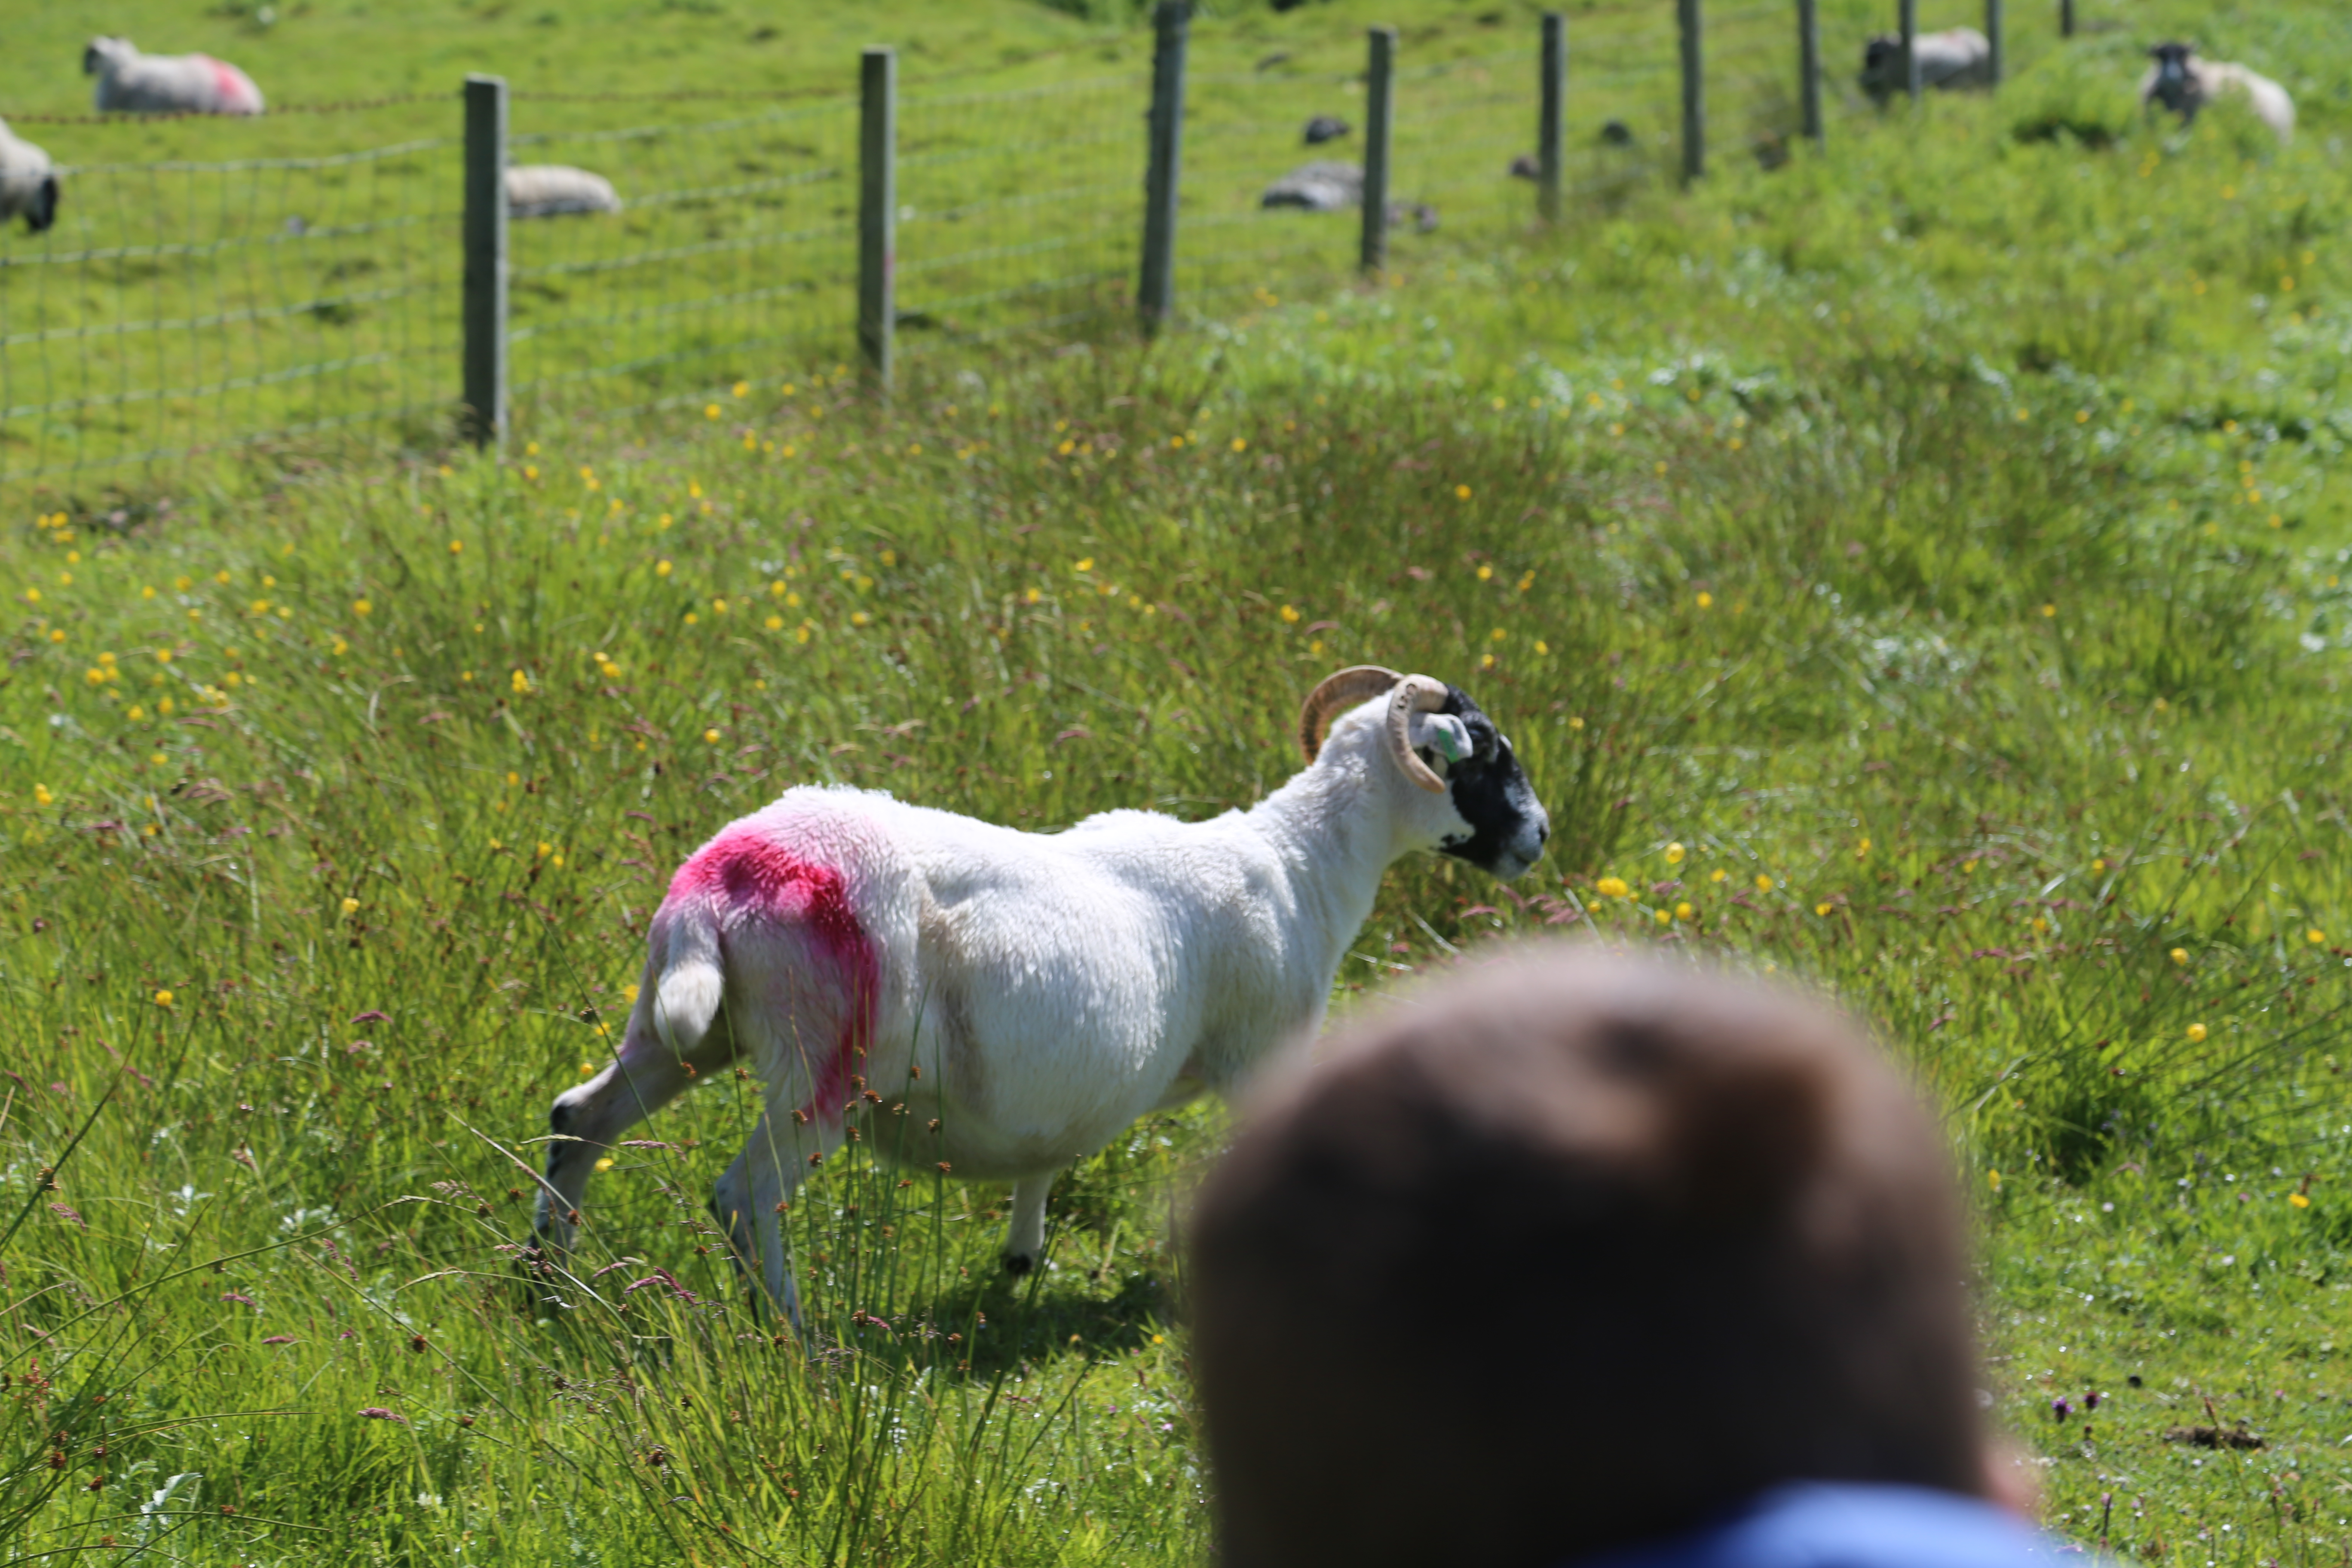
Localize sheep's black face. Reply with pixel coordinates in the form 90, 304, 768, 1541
1427, 685, 1549, 880
2149, 43, 2193, 108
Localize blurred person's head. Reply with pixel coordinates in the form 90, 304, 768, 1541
1189, 949, 1992, 1568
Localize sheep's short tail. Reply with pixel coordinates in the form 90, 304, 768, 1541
649, 898, 727, 1057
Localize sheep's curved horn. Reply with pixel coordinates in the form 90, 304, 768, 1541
1385, 675, 1454, 794
1297, 666, 1402, 763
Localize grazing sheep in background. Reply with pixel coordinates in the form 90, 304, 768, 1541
506, 165, 622, 218
1261, 158, 1362, 212
2141, 43, 2294, 142
1259, 162, 1436, 231
0, 120, 59, 235
1303, 114, 1350, 145
533, 667, 1550, 1328
84, 37, 264, 116
1858, 28, 1991, 104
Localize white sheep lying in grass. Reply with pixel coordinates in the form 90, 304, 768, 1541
2141, 43, 2294, 143
1260, 162, 1439, 233
1859, 28, 1992, 104
506, 165, 622, 218
0, 120, 59, 235
533, 667, 1551, 1326
84, 37, 264, 116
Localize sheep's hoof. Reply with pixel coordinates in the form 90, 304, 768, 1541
1001, 1252, 1034, 1277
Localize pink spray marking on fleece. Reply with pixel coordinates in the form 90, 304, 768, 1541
200, 57, 255, 113
665, 828, 876, 1123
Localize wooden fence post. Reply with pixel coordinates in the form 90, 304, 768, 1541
1900, 0, 1921, 100
461, 73, 507, 451
1678, 0, 1703, 183
1986, 0, 2005, 83
858, 47, 895, 392
1798, 0, 1823, 144
1360, 26, 1396, 276
2060, 0, 2075, 37
1538, 13, 1565, 223
1138, 1, 1189, 335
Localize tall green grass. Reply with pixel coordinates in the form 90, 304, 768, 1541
7, 8, 2352, 1564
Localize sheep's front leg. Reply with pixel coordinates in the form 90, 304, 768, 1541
711, 1103, 841, 1332
1002, 1170, 1057, 1275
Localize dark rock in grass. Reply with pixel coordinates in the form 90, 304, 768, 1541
1601, 118, 1634, 146
1304, 114, 1350, 144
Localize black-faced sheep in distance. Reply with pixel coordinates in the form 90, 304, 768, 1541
533, 668, 1551, 1327
0, 120, 59, 235
84, 37, 264, 116
1858, 28, 1991, 104
2141, 43, 2294, 143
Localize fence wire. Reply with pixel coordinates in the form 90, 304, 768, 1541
896, 75, 1146, 353
0, 134, 458, 488
505, 98, 856, 412
0, 0, 2098, 496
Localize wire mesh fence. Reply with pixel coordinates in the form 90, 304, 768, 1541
0, 0, 2101, 499
897, 76, 1146, 354
505, 99, 859, 417
0, 129, 458, 488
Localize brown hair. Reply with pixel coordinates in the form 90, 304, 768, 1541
1189, 948, 1985, 1568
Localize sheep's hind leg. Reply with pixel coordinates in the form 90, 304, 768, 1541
711, 1105, 840, 1334
1002, 1170, 1058, 1276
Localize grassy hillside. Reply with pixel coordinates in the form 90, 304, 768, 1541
0, 0, 2235, 493
6, 0, 2352, 1563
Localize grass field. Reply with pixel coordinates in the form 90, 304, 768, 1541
7, 0, 2352, 1562
5, 0, 2130, 494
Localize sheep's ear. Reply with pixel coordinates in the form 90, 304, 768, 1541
1408, 712, 1473, 769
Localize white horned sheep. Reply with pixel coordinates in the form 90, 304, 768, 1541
2141, 43, 2294, 143
0, 120, 59, 236
1858, 28, 1992, 104
84, 37, 265, 116
533, 667, 1551, 1325
506, 165, 622, 219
